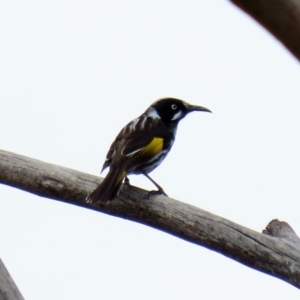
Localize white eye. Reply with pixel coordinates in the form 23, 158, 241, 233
171, 104, 177, 110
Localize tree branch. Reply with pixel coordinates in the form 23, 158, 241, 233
0, 257, 24, 300
230, 0, 300, 61
0, 149, 300, 288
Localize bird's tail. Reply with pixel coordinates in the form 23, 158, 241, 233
86, 167, 126, 203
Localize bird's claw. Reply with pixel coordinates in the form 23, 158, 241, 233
144, 189, 168, 199
123, 176, 131, 190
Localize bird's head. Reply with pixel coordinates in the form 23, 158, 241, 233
149, 97, 211, 122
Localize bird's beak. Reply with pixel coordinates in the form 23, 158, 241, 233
186, 104, 212, 113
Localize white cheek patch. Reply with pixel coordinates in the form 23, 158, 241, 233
171, 110, 183, 121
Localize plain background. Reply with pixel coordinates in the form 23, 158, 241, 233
0, 1, 300, 299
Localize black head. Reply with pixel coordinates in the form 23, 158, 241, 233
150, 98, 211, 122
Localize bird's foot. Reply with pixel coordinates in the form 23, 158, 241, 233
144, 189, 168, 199
123, 176, 131, 190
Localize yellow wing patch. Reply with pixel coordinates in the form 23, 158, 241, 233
123, 137, 164, 158
140, 137, 164, 156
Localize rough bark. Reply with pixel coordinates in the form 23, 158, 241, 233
0, 258, 24, 300
230, 0, 300, 61
0, 149, 300, 289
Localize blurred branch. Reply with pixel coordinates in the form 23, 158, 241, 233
1, 150, 300, 289
0, 257, 24, 300
230, 0, 300, 61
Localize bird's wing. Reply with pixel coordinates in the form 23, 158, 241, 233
101, 118, 172, 171
121, 131, 165, 158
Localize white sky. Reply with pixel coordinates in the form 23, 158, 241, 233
0, 1, 300, 299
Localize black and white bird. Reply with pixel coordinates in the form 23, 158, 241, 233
86, 97, 211, 203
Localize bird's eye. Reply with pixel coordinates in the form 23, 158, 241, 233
171, 104, 177, 110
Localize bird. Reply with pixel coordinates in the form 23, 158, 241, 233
86, 97, 211, 203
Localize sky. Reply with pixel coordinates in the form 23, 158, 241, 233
0, 1, 300, 299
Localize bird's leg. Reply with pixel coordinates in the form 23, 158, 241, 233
142, 172, 168, 199
124, 176, 130, 185
123, 176, 131, 190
